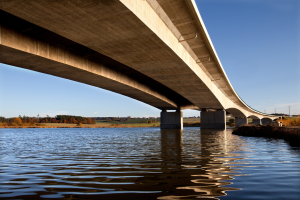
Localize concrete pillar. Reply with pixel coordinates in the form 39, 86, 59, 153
261, 118, 272, 125
160, 110, 183, 129
201, 110, 226, 129
270, 121, 279, 127
235, 117, 248, 127
252, 119, 261, 125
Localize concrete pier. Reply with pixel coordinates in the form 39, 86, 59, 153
201, 110, 226, 129
235, 117, 248, 127
252, 119, 261, 125
160, 110, 183, 129
262, 118, 272, 125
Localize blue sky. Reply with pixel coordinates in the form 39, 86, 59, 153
0, 0, 299, 118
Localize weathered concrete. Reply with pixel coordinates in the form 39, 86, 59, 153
201, 110, 226, 129
235, 117, 248, 127
252, 119, 262, 125
160, 110, 183, 130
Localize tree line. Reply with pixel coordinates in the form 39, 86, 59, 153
0, 115, 95, 126
107, 116, 131, 122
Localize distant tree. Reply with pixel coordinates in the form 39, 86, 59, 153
86, 118, 95, 124
69, 118, 77, 124
12, 117, 22, 125
0, 117, 7, 123
0, 117, 6, 122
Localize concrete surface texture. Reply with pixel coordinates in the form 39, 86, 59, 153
201, 110, 226, 129
262, 118, 273, 125
252, 119, 262, 125
160, 110, 183, 129
235, 117, 248, 128
0, 0, 278, 128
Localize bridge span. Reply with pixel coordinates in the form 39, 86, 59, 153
0, 0, 278, 129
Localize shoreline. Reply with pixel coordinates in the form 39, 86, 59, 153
0, 124, 202, 129
232, 125, 300, 146
0, 126, 159, 128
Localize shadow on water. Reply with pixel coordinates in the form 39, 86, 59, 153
156, 129, 245, 200
1, 128, 299, 199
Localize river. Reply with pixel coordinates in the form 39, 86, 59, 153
0, 128, 299, 199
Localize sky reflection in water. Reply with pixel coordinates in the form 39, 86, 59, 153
0, 128, 299, 199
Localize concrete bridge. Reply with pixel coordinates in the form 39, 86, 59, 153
0, 0, 278, 129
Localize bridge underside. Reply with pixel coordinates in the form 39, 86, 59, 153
0, 0, 224, 110
0, 1, 278, 129
0, 10, 196, 111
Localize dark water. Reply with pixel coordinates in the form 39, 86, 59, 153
0, 128, 299, 200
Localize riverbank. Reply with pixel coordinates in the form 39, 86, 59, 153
0, 125, 159, 128
0, 121, 202, 128
232, 125, 300, 146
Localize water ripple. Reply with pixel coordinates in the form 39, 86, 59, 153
0, 128, 299, 199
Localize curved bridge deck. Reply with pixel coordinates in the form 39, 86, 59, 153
0, 0, 278, 129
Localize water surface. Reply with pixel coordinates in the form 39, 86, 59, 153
0, 128, 299, 199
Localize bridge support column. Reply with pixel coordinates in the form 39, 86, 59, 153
261, 118, 272, 125
201, 110, 226, 129
252, 119, 261, 125
160, 110, 183, 129
235, 117, 248, 127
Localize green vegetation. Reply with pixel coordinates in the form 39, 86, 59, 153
183, 118, 200, 127
183, 117, 200, 122
95, 118, 160, 127
54, 115, 95, 124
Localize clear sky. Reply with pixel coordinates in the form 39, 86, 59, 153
0, 0, 299, 118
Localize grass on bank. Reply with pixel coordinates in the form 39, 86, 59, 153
95, 118, 160, 127
277, 117, 300, 127
0, 122, 46, 127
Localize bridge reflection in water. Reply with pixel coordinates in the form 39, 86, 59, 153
0, 128, 251, 200
158, 129, 246, 199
